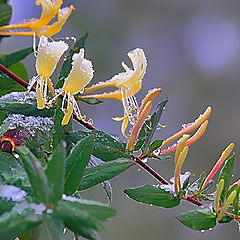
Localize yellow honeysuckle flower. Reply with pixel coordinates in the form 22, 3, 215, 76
52, 49, 94, 125
28, 35, 68, 109
0, 0, 74, 38
127, 88, 162, 151
83, 48, 147, 136
35, 6, 75, 38
84, 48, 147, 100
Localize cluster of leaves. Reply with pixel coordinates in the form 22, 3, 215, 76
0, 2, 240, 240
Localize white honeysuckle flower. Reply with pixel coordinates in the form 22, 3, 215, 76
50, 48, 94, 125
27, 35, 68, 109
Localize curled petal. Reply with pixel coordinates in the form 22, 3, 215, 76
0, 0, 62, 31
36, 35, 68, 77
36, 6, 75, 38
84, 48, 146, 96
63, 49, 94, 95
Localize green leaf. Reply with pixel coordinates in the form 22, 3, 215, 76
0, 197, 15, 214
78, 97, 103, 105
57, 198, 116, 221
0, 62, 28, 96
0, 210, 42, 239
100, 180, 112, 203
0, 151, 31, 194
124, 184, 180, 208
66, 130, 129, 161
45, 141, 66, 204
26, 129, 52, 150
147, 140, 163, 154
0, 101, 55, 116
53, 201, 105, 236
134, 100, 167, 153
0, 3, 11, 42
218, 155, 235, 203
17, 146, 51, 204
149, 154, 171, 161
218, 215, 233, 224
44, 215, 66, 240
57, 34, 88, 88
0, 47, 33, 67
64, 136, 93, 195
176, 209, 216, 231
79, 159, 133, 190
54, 198, 116, 238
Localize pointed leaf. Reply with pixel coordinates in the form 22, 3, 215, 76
0, 62, 28, 96
45, 141, 66, 204
124, 184, 180, 208
78, 97, 103, 105
135, 100, 167, 153
66, 130, 129, 161
65, 136, 93, 195
147, 140, 163, 154
44, 215, 66, 240
218, 155, 234, 203
0, 3, 11, 42
176, 209, 216, 230
0, 47, 33, 67
79, 159, 133, 190
0, 210, 42, 239
0, 101, 55, 116
16, 146, 51, 204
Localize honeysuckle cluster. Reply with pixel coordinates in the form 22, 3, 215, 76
27, 35, 93, 125
0, 0, 74, 38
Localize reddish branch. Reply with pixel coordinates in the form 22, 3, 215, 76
0, 64, 34, 90
0, 63, 204, 207
0, 63, 95, 130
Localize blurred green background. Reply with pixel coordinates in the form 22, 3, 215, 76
1, 0, 240, 239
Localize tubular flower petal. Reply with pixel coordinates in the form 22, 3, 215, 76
28, 36, 68, 109
201, 143, 234, 190
0, 0, 73, 38
60, 49, 94, 125
127, 88, 161, 151
174, 145, 189, 194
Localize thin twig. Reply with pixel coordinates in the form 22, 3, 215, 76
0, 63, 35, 90
135, 157, 169, 184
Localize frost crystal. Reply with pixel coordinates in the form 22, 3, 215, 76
3, 114, 53, 136
160, 172, 191, 195
31, 203, 46, 215
0, 185, 27, 202
0, 91, 36, 103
